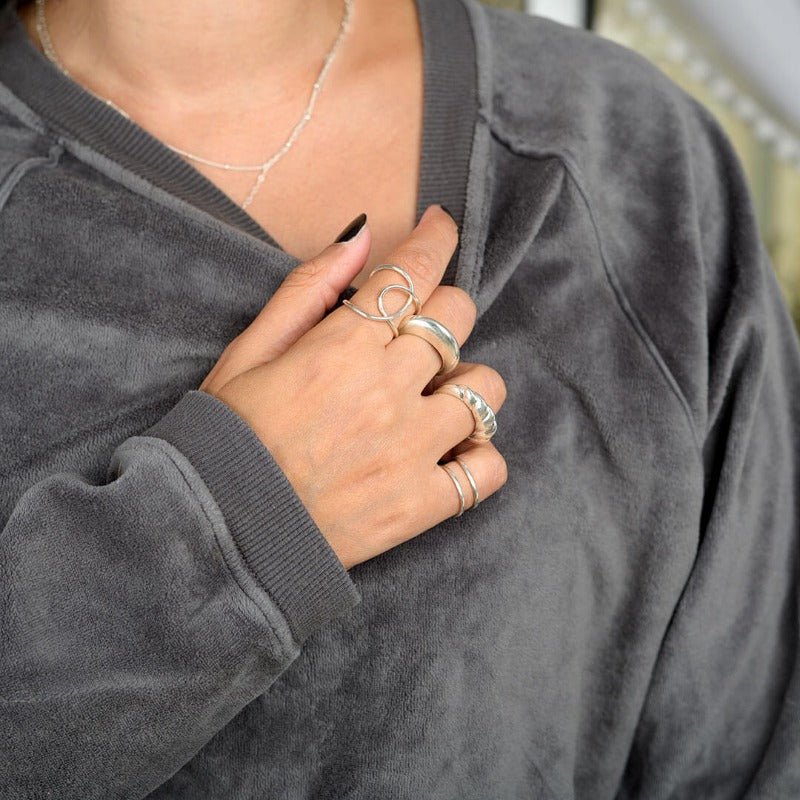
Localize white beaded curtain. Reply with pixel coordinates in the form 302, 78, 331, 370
593, 0, 800, 324
525, 0, 589, 27
480, 0, 800, 325
483, 0, 591, 26
674, 0, 800, 139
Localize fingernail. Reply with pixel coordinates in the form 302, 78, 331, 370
334, 212, 367, 243
439, 204, 456, 222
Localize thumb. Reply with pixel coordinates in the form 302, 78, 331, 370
200, 213, 370, 392
251, 212, 371, 360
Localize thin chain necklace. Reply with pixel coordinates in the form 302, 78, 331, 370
35, 0, 354, 210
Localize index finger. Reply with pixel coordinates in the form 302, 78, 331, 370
334, 204, 458, 344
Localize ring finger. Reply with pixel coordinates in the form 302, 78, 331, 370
423, 442, 508, 526
328, 205, 459, 346
422, 361, 507, 453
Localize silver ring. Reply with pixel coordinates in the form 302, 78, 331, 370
433, 383, 497, 443
455, 457, 479, 509
342, 264, 421, 338
440, 464, 466, 517
397, 315, 460, 375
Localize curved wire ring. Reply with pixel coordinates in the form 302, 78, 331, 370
376, 285, 422, 336
342, 264, 422, 338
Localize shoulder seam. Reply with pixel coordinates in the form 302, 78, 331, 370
487, 124, 703, 458
0, 142, 62, 212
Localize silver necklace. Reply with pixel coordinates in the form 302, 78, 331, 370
35, 0, 354, 210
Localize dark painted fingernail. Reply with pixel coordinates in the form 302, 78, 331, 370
439, 204, 456, 222
335, 212, 367, 243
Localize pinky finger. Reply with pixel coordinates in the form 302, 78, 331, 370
429, 442, 508, 523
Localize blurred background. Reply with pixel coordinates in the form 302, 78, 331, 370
483, 0, 800, 327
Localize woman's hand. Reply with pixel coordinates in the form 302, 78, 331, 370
200, 205, 507, 569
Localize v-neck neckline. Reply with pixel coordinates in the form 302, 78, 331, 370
0, 0, 478, 281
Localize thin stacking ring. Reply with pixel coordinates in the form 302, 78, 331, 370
441, 464, 466, 517
342, 264, 422, 338
455, 457, 480, 509
433, 383, 498, 443
397, 315, 460, 375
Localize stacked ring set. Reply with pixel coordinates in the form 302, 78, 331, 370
343, 264, 497, 516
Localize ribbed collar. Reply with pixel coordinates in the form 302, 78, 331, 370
0, 0, 478, 278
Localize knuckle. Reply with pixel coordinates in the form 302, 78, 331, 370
439, 286, 476, 326
383, 359, 412, 394
287, 256, 324, 289
403, 242, 441, 285
491, 452, 509, 487
308, 317, 353, 351
481, 366, 507, 406
451, 285, 477, 314
363, 387, 401, 431
371, 403, 396, 433
392, 491, 420, 531
439, 215, 459, 252
426, 206, 459, 247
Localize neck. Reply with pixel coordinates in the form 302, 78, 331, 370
27, 0, 349, 112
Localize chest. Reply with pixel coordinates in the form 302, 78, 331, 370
2, 162, 702, 798
151, 50, 423, 284
191, 111, 420, 284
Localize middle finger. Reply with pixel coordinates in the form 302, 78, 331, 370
328, 204, 459, 345
387, 284, 477, 390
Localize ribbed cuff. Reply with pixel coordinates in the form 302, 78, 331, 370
143, 390, 360, 644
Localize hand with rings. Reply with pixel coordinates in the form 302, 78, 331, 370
199, 205, 508, 569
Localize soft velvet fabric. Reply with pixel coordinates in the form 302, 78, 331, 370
1, 0, 798, 797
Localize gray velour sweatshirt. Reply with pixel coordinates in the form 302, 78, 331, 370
1, 0, 799, 797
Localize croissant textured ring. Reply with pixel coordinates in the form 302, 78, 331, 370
397, 315, 460, 375
433, 383, 498, 443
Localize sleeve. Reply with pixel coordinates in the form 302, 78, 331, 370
0, 389, 360, 799
618, 101, 800, 797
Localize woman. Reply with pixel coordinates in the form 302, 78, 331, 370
1, 0, 798, 797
